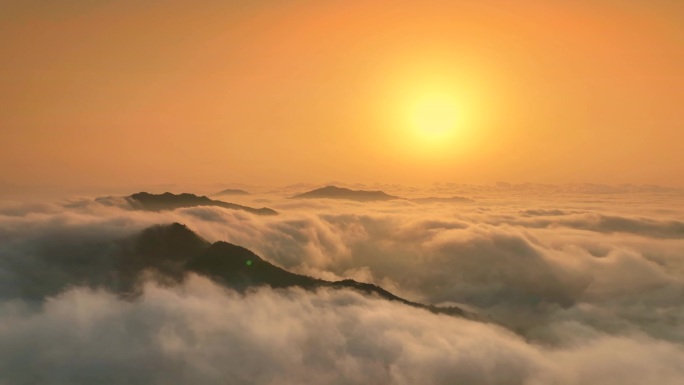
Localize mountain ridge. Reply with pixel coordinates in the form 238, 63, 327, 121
138, 223, 468, 317
127, 192, 277, 215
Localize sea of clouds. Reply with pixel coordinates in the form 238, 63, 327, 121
1, 184, 683, 384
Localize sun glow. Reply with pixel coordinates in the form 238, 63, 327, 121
379, 62, 495, 164
409, 93, 461, 138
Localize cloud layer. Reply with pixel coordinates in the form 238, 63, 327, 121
1, 187, 683, 383
2, 277, 684, 385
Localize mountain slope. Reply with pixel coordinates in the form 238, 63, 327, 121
138, 223, 467, 317
188, 241, 322, 291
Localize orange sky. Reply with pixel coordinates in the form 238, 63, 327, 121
1, 0, 683, 190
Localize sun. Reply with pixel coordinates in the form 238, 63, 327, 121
409, 93, 460, 138
381, 75, 483, 161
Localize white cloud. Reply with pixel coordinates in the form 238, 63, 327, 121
1, 277, 683, 385
1, 188, 684, 383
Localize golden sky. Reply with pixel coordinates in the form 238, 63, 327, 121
1, 0, 683, 189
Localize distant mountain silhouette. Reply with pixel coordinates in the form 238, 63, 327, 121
134, 223, 467, 317
291, 185, 475, 205
127, 192, 277, 215
412, 196, 474, 204
212, 188, 250, 196
292, 186, 400, 202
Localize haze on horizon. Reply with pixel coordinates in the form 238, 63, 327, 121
1, 0, 683, 191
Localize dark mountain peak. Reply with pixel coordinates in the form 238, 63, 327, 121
292, 185, 401, 202
127, 192, 277, 215
118, 223, 211, 285
134, 222, 210, 261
